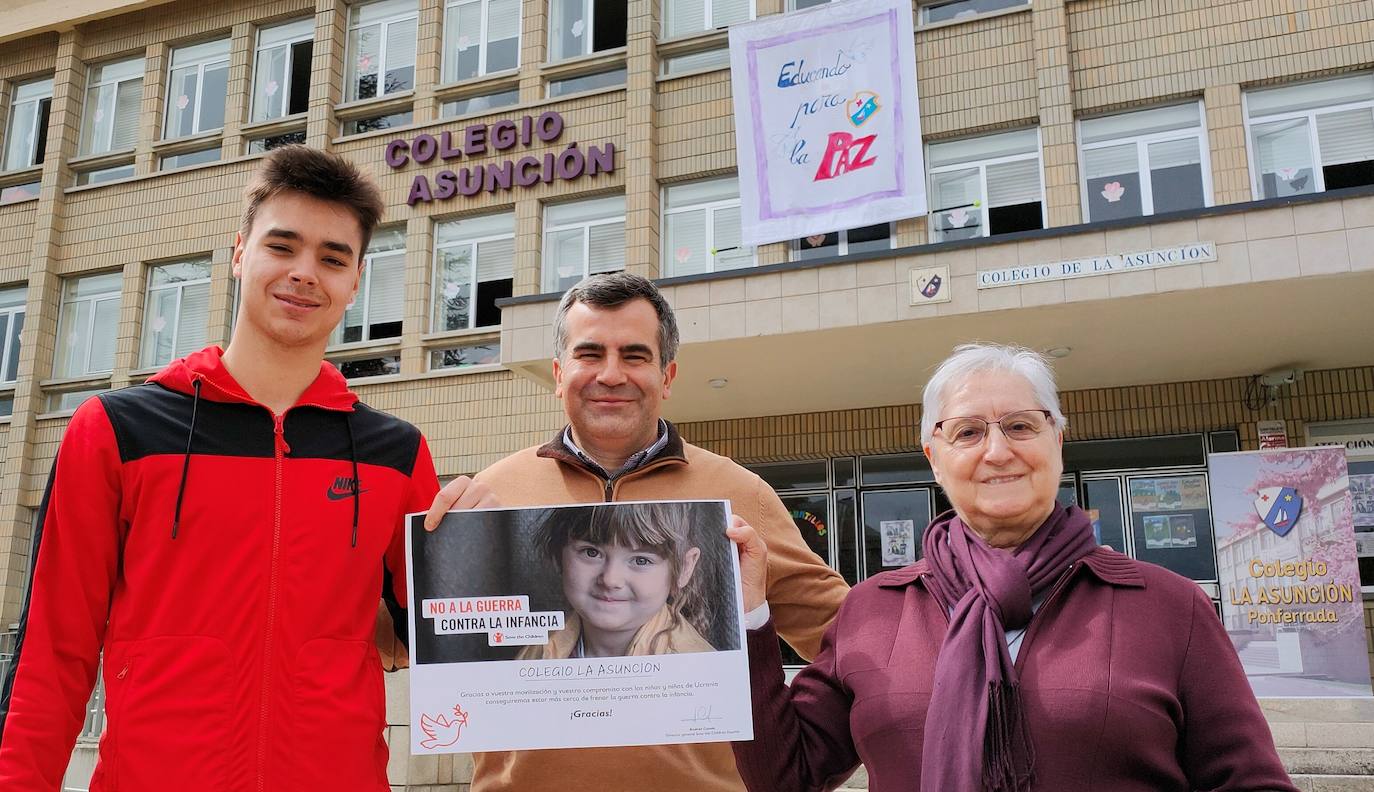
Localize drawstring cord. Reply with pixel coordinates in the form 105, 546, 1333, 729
172, 378, 202, 539
345, 412, 360, 548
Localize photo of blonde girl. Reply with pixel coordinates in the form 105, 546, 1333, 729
520, 502, 725, 658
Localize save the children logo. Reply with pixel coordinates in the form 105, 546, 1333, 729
422, 595, 566, 646
1254, 486, 1303, 537
419, 703, 469, 749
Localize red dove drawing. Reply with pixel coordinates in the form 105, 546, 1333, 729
420, 704, 469, 749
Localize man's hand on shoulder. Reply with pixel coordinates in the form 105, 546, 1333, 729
422, 476, 500, 531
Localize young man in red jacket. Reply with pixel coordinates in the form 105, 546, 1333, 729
0, 146, 490, 791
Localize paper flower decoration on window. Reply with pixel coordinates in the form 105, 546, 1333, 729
805, 234, 827, 248
1101, 181, 1125, 203
151, 316, 167, 333
94, 108, 105, 123
947, 207, 971, 228
674, 247, 691, 263
571, 20, 585, 37
457, 35, 472, 51
443, 282, 462, 300
265, 80, 279, 97
176, 94, 190, 110
1277, 167, 1299, 182
359, 54, 374, 71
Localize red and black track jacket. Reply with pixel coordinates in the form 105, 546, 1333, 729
0, 346, 439, 791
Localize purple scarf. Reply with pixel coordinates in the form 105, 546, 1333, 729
919, 504, 1097, 792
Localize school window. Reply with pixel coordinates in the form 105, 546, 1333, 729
433, 213, 514, 334
164, 39, 230, 139
919, 0, 1028, 25
444, 0, 521, 82
663, 177, 751, 277
54, 272, 122, 378
3, 77, 53, 172
660, 48, 730, 76
141, 259, 212, 368
251, 19, 314, 123
342, 111, 414, 136
160, 146, 221, 170
548, 0, 627, 61
1246, 72, 1374, 199
334, 227, 406, 344
793, 223, 892, 261
664, 0, 753, 39
79, 59, 143, 156
542, 196, 625, 293
443, 88, 519, 118
0, 286, 26, 388
347, 0, 418, 102
430, 339, 501, 371
1079, 102, 1210, 222
546, 68, 626, 98
927, 128, 1044, 243
788, 0, 831, 10
246, 130, 307, 153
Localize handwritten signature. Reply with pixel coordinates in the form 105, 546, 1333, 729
682, 705, 724, 724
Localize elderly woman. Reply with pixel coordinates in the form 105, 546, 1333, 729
726, 343, 1294, 792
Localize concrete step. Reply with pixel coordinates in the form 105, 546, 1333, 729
1290, 775, 1374, 792
1279, 748, 1374, 776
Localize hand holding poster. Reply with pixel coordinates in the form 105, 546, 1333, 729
729, 0, 925, 246
405, 501, 752, 753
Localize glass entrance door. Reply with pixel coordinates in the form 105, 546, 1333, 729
860, 488, 933, 578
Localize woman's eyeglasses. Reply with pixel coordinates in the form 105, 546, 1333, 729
933, 409, 1054, 448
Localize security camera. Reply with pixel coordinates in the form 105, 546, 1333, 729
1258, 369, 1301, 387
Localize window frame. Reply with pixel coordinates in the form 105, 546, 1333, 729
1076, 100, 1214, 222
791, 223, 895, 261
345, 0, 421, 103
925, 128, 1046, 243
3, 77, 54, 172
251, 18, 315, 123
541, 196, 626, 293
163, 39, 231, 140
918, 0, 1030, 26
1242, 74, 1374, 200
140, 259, 212, 369
443, 0, 523, 83
664, 0, 756, 40
0, 286, 26, 386
331, 228, 407, 346
661, 177, 753, 277
54, 273, 123, 378
431, 213, 516, 334
79, 58, 144, 156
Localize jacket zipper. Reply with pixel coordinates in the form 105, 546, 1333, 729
1013, 562, 1079, 673
600, 457, 683, 502
255, 413, 290, 792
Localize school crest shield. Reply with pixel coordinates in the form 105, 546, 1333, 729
1254, 486, 1302, 537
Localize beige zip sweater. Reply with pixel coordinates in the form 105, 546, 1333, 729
471, 423, 850, 792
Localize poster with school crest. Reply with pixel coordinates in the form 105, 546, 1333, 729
1209, 447, 1371, 697
405, 500, 751, 753
729, 0, 925, 246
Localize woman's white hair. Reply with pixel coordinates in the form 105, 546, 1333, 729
919, 343, 1067, 446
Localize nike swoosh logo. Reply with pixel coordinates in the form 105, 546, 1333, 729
326, 488, 369, 501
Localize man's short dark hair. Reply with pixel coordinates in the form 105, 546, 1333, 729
240, 145, 385, 258
553, 272, 680, 367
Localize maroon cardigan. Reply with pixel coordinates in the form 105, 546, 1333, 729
733, 547, 1296, 792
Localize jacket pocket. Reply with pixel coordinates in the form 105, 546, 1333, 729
287, 638, 388, 790
102, 636, 234, 792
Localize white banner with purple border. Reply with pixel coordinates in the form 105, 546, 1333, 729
729, 0, 925, 247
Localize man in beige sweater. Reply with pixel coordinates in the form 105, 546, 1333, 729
425, 271, 849, 791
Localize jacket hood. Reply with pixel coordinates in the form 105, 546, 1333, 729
148, 345, 357, 411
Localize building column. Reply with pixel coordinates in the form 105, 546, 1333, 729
623, 0, 661, 280
135, 43, 167, 174
511, 195, 543, 295
221, 21, 256, 157
401, 215, 434, 374
0, 29, 86, 625
1205, 83, 1252, 206
307, 0, 348, 149
1031, 0, 1081, 228
517, 0, 547, 104
414, 0, 445, 124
